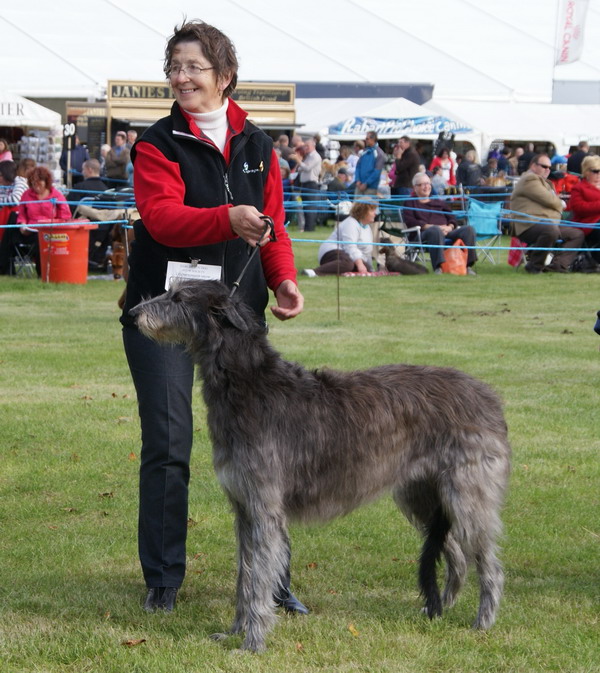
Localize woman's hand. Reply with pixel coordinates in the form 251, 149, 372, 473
271, 280, 304, 321
229, 205, 272, 247
354, 259, 368, 273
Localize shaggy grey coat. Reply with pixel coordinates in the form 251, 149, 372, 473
130, 280, 511, 653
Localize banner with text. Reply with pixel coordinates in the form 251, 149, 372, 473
555, 0, 590, 65
327, 115, 473, 139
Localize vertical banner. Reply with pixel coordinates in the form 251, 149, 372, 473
555, 0, 590, 65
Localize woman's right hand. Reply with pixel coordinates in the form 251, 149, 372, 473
228, 205, 272, 247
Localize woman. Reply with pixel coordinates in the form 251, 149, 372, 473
12, 166, 70, 276
429, 148, 456, 186
0, 138, 13, 162
120, 21, 305, 614
17, 165, 70, 226
568, 154, 600, 264
302, 200, 376, 276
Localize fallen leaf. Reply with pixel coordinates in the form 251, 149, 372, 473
327, 588, 338, 594
62, 507, 77, 513
71, 453, 80, 462
103, 611, 111, 620
295, 641, 304, 653
99, 492, 114, 499
348, 623, 360, 637
128, 452, 137, 461
81, 395, 93, 400
46, 524, 58, 530
112, 392, 118, 398
122, 638, 146, 647
187, 518, 197, 527
306, 562, 318, 570
117, 416, 132, 423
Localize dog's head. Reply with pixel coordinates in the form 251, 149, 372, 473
129, 280, 252, 346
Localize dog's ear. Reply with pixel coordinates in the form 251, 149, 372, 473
210, 302, 250, 332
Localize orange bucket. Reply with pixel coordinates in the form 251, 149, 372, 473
37, 219, 98, 284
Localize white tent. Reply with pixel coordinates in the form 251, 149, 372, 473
0, 91, 61, 130
1, 1, 600, 103
426, 98, 600, 159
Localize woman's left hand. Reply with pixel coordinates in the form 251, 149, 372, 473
271, 280, 304, 321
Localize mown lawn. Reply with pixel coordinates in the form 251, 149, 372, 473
0, 234, 598, 672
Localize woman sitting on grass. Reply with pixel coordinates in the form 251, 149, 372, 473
302, 200, 376, 276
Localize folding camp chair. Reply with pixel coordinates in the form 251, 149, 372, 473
378, 211, 426, 267
467, 199, 503, 263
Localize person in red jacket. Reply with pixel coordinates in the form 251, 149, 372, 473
428, 147, 456, 186
568, 155, 600, 265
121, 20, 306, 616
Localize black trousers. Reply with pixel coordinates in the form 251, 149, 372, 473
123, 326, 293, 594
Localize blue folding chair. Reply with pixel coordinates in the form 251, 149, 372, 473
467, 199, 503, 263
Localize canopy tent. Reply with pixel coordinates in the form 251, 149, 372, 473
1, 1, 600, 103
0, 90, 61, 130
426, 98, 600, 159
298, 97, 480, 151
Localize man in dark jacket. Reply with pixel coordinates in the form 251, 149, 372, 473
567, 140, 589, 175
392, 135, 420, 195
66, 159, 107, 213
59, 135, 90, 186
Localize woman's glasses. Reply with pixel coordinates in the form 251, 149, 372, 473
167, 64, 215, 78
589, 169, 600, 174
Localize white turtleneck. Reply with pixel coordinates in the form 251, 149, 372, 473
184, 99, 229, 153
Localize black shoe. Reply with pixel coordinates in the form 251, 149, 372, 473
143, 587, 178, 613
525, 262, 543, 274
274, 591, 309, 615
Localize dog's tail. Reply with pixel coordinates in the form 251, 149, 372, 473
419, 506, 451, 619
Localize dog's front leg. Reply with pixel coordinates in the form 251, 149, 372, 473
241, 509, 287, 653
231, 501, 253, 635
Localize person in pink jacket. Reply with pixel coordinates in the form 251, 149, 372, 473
16, 166, 71, 275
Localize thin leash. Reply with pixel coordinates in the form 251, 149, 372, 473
229, 216, 276, 297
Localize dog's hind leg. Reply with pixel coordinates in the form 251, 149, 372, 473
442, 531, 468, 609
472, 533, 504, 630
418, 505, 451, 619
241, 510, 288, 653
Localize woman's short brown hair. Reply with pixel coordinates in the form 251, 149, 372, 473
350, 200, 377, 222
27, 166, 53, 190
164, 20, 239, 98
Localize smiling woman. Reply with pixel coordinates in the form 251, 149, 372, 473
119, 19, 306, 618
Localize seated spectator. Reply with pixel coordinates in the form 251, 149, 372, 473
402, 172, 477, 274
430, 166, 447, 195
456, 150, 484, 187
429, 147, 456, 186
0, 160, 18, 205
327, 167, 352, 194
0, 159, 36, 273
509, 153, 584, 273
66, 159, 107, 213
567, 154, 600, 266
18, 165, 71, 228
301, 200, 376, 276
2, 166, 70, 275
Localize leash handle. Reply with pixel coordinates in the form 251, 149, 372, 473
229, 216, 275, 297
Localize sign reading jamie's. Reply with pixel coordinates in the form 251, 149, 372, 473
109, 83, 175, 101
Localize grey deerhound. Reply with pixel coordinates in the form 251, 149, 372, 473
130, 280, 511, 652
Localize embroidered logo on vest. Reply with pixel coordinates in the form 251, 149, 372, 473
243, 161, 264, 174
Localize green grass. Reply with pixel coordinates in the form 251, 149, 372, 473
1, 235, 599, 672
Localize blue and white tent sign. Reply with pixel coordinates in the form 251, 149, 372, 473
327, 115, 473, 138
